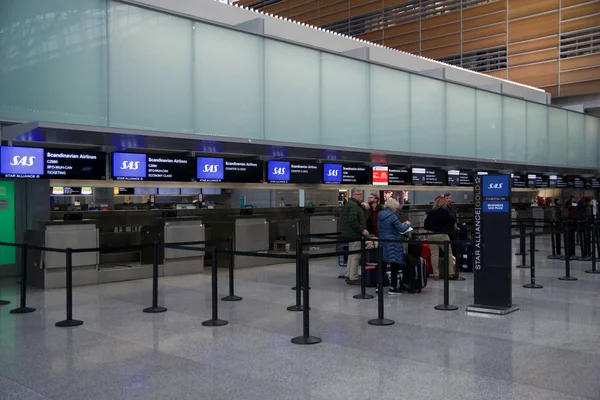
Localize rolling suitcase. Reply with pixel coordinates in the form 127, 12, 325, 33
458, 223, 473, 273
421, 243, 433, 276
404, 254, 427, 292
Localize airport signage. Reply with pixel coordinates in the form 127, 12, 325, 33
146, 155, 194, 182
323, 163, 369, 185
527, 174, 548, 188
371, 166, 388, 186
568, 176, 585, 189
387, 166, 411, 185
585, 177, 600, 189
267, 160, 321, 184
447, 170, 474, 186
510, 173, 527, 188
45, 149, 106, 180
112, 152, 147, 181
197, 157, 263, 183
0, 146, 45, 178
549, 175, 568, 188
411, 168, 445, 186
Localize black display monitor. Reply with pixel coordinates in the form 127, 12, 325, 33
549, 175, 568, 188
511, 173, 527, 188
147, 155, 195, 182
411, 167, 446, 186
447, 170, 474, 186
196, 157, 263, 183
322, 163, 369, 185
527, 174, 548, 188
585, 177, 600, 189
568, 176, 585, 188
387, 166, 411, 185
45, 149, 106, 180
266, 160, 321, 184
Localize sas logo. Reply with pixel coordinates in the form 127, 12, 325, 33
487, 183, 503, 189
10, 156, 36, 167
482, 175, 509, 197
327, 169, 339, 177
202, 164, 219, 173
272, 167, 286, 175
120, 161, 141, 171
267, 161, 290, 182
323, 164, 342, 183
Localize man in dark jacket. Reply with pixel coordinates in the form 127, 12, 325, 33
341, 188, 369, 285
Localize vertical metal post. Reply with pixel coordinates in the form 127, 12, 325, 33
291, 253, 321, 345
202, 247, 228, 326
144, 242, 167, 313
354, 236, 374, 300
368, 246, 394, 326
222, 238, 242, 301
559, 225, 578, 281
524, 232, 543, 289
11, 244, 35, 314
515, 221, 526, 256
435, 241, 458, 311
586, 223, 600, 274
288, 237, 304, 311
55, 248, 83, 327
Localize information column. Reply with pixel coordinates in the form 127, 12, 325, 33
467, 174, 519, 315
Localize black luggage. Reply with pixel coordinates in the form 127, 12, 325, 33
364, 264, 389, 287
458, 223, 473, 273
404, 254, 427, 292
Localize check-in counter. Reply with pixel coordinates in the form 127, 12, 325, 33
234, 216, 282, 268
26, 220, 99, 289
162, 217, 205, 275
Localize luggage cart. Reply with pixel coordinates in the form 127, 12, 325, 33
337, 244, 348, 278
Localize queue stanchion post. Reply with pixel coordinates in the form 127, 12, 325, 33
582, 221, 592, 261
515, 221, 526, 256
559, 225, 578, 281
435, 241, 458, 311
291, 253, 321, 345
10, 244, 35, 314
548, 220, 560, 260
292, 236, 310, 291
516, 231, 529, 269
368, 246, 394, 326
222, 238, 242, 302
288, 237, 304, 311
143, 242, 167, 313
452, 239, 466, 282
523, 232, 543, 289
354, 236, 374, 300
585, 223, 600, 274
202, 247, 228, 327
55, 248, 83, 327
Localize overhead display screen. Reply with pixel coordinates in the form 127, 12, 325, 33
388, 166, 411, 185
52, 186, 92, 195
372, 166, 388, 186
196, 157, 263, 183
0, 146, 45, 179
45, 149, 106, 180
411, 168, 446, 186
527, 174, 548, 188
585, 177, 600, 189
266, 160, 321, 184
112, 152, 146, 181
322, 163, 369, 185
511, 173, 527, 188
147, 155, 194, 182
568, 176, 585, 188
447, 170, 474, 186
549, 175, 568, 188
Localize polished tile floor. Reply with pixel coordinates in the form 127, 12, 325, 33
1, 238, 600, 399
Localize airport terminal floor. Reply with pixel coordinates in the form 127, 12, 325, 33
0, 238, 599, 400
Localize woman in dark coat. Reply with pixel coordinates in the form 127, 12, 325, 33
378, 198, 411, 294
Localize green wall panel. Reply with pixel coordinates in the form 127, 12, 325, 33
0, 182, 15, 265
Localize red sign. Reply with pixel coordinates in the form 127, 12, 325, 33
372, 166, 388, 186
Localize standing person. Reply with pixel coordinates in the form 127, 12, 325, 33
425, 196, 456, 280
444, 192, 459, 261
363, 193, 382, 237
341, 188, 369, 285
378, 198, 411, 294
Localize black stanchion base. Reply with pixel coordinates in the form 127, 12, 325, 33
523, 283, 543, 289
221, 295, 243, 302
452, 276, 466, 282
585, 269, 600, 274
143, 306, 167, 313
291, 335, 322, 345
292, 286, 311, 290
558, 276, 578, 281
286, 304, 305, 312
368, 318, 395, 326
202, 319, 228, 327
0, 300, 11, 306
55, 319, 83, 327
515, 265, 530, 269
534, 249, 541, 252
10, 306, 36, 314
575, 256, 592, 262
547, 255, 561, 260
514, 253, 527, 256
353, 293, 375, 300
434, 304, 459, 311
559, 256, 577, 261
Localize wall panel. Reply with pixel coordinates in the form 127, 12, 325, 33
508, 0, 559, 19
462, 12, 506, 30
508, 61, 558, 87
421, 33, 461, 49
508, 48, 558, 67
548, 107, 569, 165
560, 54, 600, 71
508, 36, 558, 54
394, 42, 421, 53
567, 111, 585, 166
503, 97, 527, 162
421, 44, 461, 58
560, 67, 600, 84
562, 0, 597, 5
421, 12, 460, 29
462, 35, 506, 52
526, 102, 549, 164
463, 23, 506, 41
585, 115, 599, 168
559, 79, 600, 96
463, 1, 506, 18
446, 83, 476, 158
319, 11, 348, 25
359, 30, 385, 42
476, 90, 503, 160
384, 22, 420, 37
421, 22, 461, 40
486, 69, 508, 79
410, 75, 445, 156
384, 32, 419, 47
350, 1, 383, 16
561, 2, 600, 20
508, 12, 559, 42
561, 14, 600, 32
369, 65, 410, 152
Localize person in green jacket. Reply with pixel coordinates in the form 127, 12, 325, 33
341, 188, 369, 285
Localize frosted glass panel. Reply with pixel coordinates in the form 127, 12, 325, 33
0, 0, 108, 125
476, 90, 502, 160
446, 83, 476, 158
321, 53, 369, 148
264, 40, 320, 144
194, 22, 263, 139
502, 97, 527, 162
548, 107, 568, 165
108, 3, 193, 132
567, 112, 585, 166
410, 75, 445, 155
526, 102, 548, 164
585, 115, 599, 167
369, 65, 410, 152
